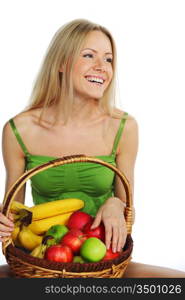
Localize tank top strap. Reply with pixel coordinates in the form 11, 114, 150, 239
9, 118, 30, 157
111, 112, 128, 156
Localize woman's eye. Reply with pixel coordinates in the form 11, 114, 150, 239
83, 53, 93, 58
106, 58, 112, 63
82, 54, 113, 63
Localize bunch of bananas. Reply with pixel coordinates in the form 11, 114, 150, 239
10, 198, 84, 256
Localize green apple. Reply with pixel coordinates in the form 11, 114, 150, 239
45, 224, 69, 243
80, 237, 106, 262
73, 256, 85, 263
42, 235, 57, 247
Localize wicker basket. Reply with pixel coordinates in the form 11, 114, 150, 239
2, 154, 134, 278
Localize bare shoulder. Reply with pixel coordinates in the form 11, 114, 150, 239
2, 110, 28, 141
112, 107, 135, 120
3, 108, 41, 136
111, 108, 139, 154
111, 107, 138, 133
2, 109, 40, 156
14, 108, 40, 125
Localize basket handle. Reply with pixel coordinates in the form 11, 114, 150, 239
2, 154, 133, 252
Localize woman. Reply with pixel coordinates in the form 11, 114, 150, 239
0, 19, 185, 278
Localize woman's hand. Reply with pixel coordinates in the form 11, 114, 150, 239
0, 203, 14, 242
91, 197, 127, 253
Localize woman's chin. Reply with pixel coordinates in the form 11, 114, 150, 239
85, 91, 104, 100
74, 87, 105, 101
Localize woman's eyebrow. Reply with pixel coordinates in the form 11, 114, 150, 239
81, 48, 113, 55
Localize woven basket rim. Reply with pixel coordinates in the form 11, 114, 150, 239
6, 235, 133, 274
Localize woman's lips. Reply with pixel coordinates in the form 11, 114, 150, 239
84, 76, 105, 86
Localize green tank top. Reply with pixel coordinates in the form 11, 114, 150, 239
9, 113, 128, 217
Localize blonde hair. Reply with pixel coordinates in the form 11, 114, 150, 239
24, 18, 125, 125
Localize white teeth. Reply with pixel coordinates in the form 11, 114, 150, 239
85, 76, 104, 84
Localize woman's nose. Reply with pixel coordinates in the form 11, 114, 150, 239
93, 58, 106, 71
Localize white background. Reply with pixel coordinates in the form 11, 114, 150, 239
0, 0, 185, 272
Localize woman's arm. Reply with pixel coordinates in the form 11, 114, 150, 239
91, 115, 139, 252
114, 115, 139, 224
0, 121, 26, 242
2, 121, 26, 204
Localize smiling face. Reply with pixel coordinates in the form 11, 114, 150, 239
71, 30, 113, 101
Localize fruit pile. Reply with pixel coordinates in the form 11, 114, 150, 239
10, 200, 121, 263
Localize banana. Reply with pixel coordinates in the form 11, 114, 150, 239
10, 201, 30, 213
14, 237, 23, 248
28, 212, 73, 235
11, 226, 20, 242
18, 225, 43, 251
30, 244, 47, 258
11, 226, 24, 247
29, 198, 84, 221
30, 235, 56, 258
13, 209, 33, 226
11, 209, 33, 248
10, 199, 84, 223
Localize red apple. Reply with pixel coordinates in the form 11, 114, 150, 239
102, 247, 120, 261
61, 229, 88, 254
67, 228, 84, 237
83, 220, 105, 241
44, 244, 73, 262
67, 211, 93, 230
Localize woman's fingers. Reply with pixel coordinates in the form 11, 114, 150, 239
0, 222, 14, 233
104, 222, 112, 250
0, 212, 14, 228
8, 212, 14, 222
117, 229, 124, 252
0, 236, 9, 242
104, 217, 127, 252
0, 231, 12, 237
0, 224, 12, 240
112, 225, 119, 252
0, 212, 14, 242
120, 218, 127, 250
96, 202, 127, 252
117, 225, 127, 252
0, 223, 13, 242
91, 210, 102, 229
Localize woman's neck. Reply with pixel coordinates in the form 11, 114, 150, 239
53, 97, 105, 127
